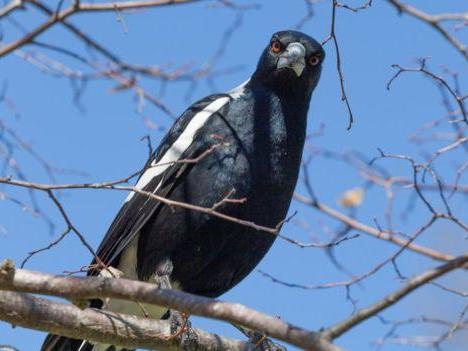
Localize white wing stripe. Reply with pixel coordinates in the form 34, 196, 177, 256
124, 96, 230, 202
77, 340, 87, 351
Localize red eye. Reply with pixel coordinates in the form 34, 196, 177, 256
271, 40, 283, 54
309, 55, 320, 66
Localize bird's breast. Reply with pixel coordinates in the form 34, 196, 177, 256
213, 94, 306, 215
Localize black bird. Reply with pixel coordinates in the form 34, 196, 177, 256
42, 30, 325, 351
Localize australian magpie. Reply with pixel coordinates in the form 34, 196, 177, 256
41, 30, 325, 351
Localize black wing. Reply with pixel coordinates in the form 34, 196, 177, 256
89, 94, 230, 275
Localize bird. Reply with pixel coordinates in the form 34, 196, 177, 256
41, 29, 325, 351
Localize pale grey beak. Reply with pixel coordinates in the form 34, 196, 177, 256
276, 42, 306, 77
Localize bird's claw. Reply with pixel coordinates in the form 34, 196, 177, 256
243, 329, 287, 351
97, 266, 125, 309
254, 337, 287, 351
169, 310, 198, 350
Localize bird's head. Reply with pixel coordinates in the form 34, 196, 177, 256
252, 30, 325, 99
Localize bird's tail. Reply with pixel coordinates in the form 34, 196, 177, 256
40, 334, 94, 351
41, 334, 134, 351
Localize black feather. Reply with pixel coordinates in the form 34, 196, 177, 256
41, 30, 324, 351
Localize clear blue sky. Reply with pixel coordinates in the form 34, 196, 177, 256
1, 1, 467, 350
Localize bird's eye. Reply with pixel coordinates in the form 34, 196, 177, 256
309, 55, 320, 66
271, 40, 283, 54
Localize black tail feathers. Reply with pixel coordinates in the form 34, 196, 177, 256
40, 334, 134, 351
40, 334, 93, 351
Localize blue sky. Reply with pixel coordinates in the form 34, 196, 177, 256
1, 1, 467, 350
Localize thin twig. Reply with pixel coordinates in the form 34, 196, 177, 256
386, 0, 467, 59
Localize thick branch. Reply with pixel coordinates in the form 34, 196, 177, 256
0, 263, 342, 351
323, 253, 468, 339
0, 290, 250, 351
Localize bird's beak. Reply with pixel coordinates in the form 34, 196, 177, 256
276, 42, 306, 77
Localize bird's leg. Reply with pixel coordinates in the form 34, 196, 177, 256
100, 266, 125, 309
72, 266, 125, 310
151, 259, 198, 348
151, 258, 173, 289
232, 324, 287, 351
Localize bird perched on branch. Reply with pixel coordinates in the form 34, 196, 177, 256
42, 30, 325, 351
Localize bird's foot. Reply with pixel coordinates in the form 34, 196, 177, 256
99, 266, 125, 279
252, 335, 287, 351
168, 310, 198, 350
83, 266, 125, 310
237, 326, 287, 351
151, 259, 173, 289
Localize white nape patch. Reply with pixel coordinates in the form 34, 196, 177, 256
124, 96, 231, 202
228, 78, 250, 99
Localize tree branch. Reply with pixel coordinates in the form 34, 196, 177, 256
323, 253, 468, 339
386, 0, 467, 59
294, 193, 456, 263
74, 0, 202, 12
0, 176, 281, 234
0, 0, 24, 19
0, 0, 202, 59
0, 261, 343, 351
323, 0, 354, 130
0, 290, 250, 351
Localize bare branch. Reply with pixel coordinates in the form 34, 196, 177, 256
323, 0, 355, 130
0, 176, 282, 234
387, 59, 467, 124
0, 262, 343, 351
294, 193, 455, 263
0, 0, 202, 59
77, 0, 203, 12
386, 0, 467, 59
0, 0, 24, 19
323, 253, 468, 339
336, 1, 372, 12
0, 290, 251, 351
